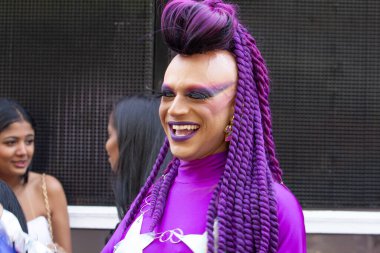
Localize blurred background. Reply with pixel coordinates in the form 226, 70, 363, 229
1, 0, 379, 252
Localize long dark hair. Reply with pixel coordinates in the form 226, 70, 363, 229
0, 180, 28, 233
0, 98, 36, 184
121, 1, 283, 253
110, 94, 168, 218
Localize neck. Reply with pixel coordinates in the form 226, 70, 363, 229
176, 151, 227, 184
0, 174, 23, 191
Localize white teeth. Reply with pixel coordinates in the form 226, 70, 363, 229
172, 125, 199, 130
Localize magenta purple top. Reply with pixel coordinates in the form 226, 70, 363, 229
102, 152, 306, 253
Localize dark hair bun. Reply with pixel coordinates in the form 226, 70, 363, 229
161, 0, 237, 55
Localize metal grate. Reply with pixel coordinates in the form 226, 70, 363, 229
1, 0, 379, 209
236, 0, 380, 208
0, 0, 154, 205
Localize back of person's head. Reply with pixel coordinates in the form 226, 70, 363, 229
110, 94, 168, 218
0, 180, 28, 233
0, 98, 35, 184
0, 98, 36, 134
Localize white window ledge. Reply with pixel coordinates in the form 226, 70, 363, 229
68, 206, 380, 234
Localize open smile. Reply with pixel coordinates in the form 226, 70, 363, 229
168, 121, 200, 142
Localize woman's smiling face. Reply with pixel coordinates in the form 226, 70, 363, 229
0, 120, 35, 180
159, 50, 237, 161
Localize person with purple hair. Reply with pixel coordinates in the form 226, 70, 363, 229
102, 0, 306, 252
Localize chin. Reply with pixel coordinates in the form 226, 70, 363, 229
11, 169, 28, 177
170, 146, 197, 161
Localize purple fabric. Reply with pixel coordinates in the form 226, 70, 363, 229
274, 183, 307, 253
101, 152, 306, 253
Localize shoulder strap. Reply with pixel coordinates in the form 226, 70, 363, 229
42, 173, 54, 241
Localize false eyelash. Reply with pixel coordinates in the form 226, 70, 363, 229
144, 87, 166, 98
187, 91, 212, 100
160, 90, 176, 98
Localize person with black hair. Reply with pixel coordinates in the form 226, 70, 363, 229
105, 94, 168, 219
103, 1, 306, 252
0, 98, 71, 253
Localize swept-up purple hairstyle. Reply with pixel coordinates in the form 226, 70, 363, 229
123, 1, 283, 252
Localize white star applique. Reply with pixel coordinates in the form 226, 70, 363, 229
180, 231, 207, 253
113, 215, 155, 253
113, 213, 208, 253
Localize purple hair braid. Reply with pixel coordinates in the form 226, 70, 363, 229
250, 80, 272, 252
236, 24, 277, 252
122, 138, 170, 230
238, 32, 265, 252
218, 101, 249, 252
242, 28, 280, 251
149, 158, 180, 231
267, 169, 279, 253
250, 62, 273, 253
245, 32, 283, 183
148, 158, 178, 216
230, 29, 257, 252
217, 149, 238, 252
216, 86, 246, 251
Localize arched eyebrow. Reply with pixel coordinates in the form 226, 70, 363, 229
161, 84, 173, 92
161, 82, 234, 96
186, 82, 234, 97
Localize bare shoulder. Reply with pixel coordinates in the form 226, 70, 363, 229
43, 173, 68, 211
28, 172, 64, 195
27, 172, 44, 190
43, 173, 65, 196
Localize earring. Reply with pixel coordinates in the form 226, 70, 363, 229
224, 116, 234, 142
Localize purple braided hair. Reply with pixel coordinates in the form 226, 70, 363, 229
161, 1, 281, 252
122, 1, 282, 252
245, 31, 283, 183
149, 158, 179, 231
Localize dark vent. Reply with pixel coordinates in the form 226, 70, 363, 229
0, 0, 154, 205
236, 0, 380, 208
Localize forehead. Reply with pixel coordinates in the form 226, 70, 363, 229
0, 121, 34, 137
164, 50, 238, 88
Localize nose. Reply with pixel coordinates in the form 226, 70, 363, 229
16, 143, 27, 156
105, 137, 110, 152
167, 95, 189, 116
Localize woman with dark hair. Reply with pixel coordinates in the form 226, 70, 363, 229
106, 94, 168, 219
103, 1, 306, 252
0, 98, 71, 253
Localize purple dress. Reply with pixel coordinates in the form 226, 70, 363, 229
102, 152, 306, 253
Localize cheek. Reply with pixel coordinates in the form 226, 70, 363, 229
159, 103, 167, 128
0, 147, 13, 160
106, 136, 117, 155
111, 138, 119, 156
105, 138, 111, 153
28, 145, 35, 157
206, 96, 234, 117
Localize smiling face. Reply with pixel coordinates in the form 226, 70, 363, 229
0, 121, 35, 180
105, 115, 119, 171
160, 50, 237, 161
